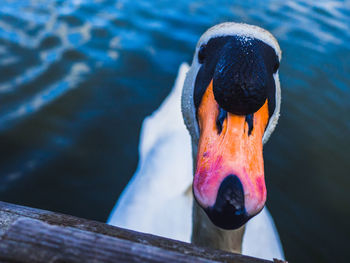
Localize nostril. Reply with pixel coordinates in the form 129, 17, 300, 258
245, 114, 254, 135
204, 175, 248, 229
216, 106, 227, 134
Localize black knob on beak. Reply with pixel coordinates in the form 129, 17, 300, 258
213, 41, 268, 115
204, 175, 249, 229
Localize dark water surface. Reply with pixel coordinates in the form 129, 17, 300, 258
0, 0, 349, 262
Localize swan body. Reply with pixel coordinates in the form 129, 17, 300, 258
108, 23, 285, 260
108, 63, 193, 242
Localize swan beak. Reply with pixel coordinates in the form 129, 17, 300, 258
193, 81, 270, 230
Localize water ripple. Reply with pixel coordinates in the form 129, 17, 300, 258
0, 62, 90, 129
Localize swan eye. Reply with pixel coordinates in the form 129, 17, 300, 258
198, 44, 206, 64
273, 61, 279, 73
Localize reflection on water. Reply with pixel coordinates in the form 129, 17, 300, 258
0, 0, 349, 262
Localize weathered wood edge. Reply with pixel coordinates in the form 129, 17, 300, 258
1, 218, 221, 263
0, 201, 284, 263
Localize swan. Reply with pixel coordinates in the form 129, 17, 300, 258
108, 22, 284, 261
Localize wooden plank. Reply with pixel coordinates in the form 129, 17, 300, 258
0, 218, 218, 263
0, 201, 283, 263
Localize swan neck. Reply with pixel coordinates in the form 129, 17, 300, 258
191, 200, 245, 253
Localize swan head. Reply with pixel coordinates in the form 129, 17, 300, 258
182, 23, 281, 230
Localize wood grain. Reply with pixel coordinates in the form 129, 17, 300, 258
0, 201, 284, 263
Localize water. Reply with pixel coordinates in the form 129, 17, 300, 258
0, 0, 349, 262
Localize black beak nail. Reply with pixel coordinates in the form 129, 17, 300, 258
204, 175, 249, 230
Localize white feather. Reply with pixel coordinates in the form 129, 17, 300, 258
108, 63, 193, 241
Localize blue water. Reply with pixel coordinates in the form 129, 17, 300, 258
0, 0, 350, 262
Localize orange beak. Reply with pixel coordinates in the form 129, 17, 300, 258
193, 80, 270, 229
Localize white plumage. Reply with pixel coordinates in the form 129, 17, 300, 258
108, 63, 193, 242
